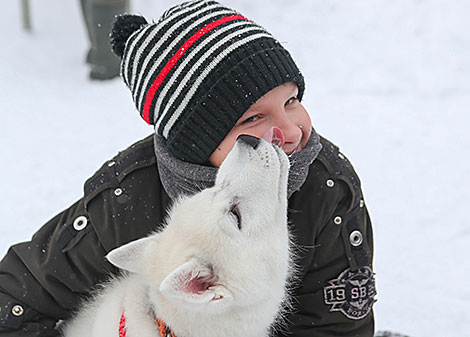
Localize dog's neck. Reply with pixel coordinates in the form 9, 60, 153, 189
148, 297, 282, 337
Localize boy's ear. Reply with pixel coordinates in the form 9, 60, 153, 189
106, 236, 156, 273
160, 259, 232, 305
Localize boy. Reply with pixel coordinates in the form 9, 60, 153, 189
0, 1, 375, 336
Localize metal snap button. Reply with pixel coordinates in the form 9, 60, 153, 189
326, 179, 335, 188
11, 305, 24, 316
73, 216, 88, 231
114, 188, 123, 196
333, 216, 342, 225
349, 230, 363, 246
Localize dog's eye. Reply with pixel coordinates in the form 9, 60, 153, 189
229, 204, 242, 230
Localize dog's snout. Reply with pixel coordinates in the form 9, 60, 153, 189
237, 135, 260, 150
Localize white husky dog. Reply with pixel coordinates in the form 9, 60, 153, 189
62, 134, 293, 337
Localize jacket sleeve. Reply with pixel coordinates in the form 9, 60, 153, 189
0, 198, 113, 337
0, 135, 165, 337
276, 139, 376, 337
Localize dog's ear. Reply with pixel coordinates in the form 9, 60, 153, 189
106, 236, 155, 273
160, 259, 232, 306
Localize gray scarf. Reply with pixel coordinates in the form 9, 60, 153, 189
154, 129, 323, 200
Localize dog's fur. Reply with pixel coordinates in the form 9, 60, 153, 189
62, 137, 293, 337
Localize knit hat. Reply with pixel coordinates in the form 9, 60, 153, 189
110, 0, 305, 164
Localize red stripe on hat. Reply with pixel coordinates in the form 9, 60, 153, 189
142, 14, 248, 125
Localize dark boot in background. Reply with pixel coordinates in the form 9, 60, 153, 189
80, 0, 129, 80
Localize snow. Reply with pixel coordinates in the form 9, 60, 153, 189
1, 0, 469, 336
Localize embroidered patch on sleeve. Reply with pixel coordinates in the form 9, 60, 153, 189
323, 266, 376, 320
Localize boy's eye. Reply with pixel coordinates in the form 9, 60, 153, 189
285, 97, 298, 106
242, 115, 260, 124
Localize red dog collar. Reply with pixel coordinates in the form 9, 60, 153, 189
119, 311, 175, 337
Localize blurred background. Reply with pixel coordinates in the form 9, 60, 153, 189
1, 0, 469, 336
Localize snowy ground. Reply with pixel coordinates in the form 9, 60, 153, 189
1, 0, 469, 336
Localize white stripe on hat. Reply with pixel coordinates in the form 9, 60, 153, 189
126, 0, 208, 91
152, 21, 254, 126
122, 24, 154, 90
154, 25, 266, 129
134, 6, 230, 110
161, 32, 273, 138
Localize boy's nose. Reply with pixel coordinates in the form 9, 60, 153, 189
237, 134, 261, 149
277, 119, 302, 148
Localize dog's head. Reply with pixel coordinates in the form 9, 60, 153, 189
107, 135, 291, 316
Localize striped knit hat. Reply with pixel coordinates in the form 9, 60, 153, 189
110, 0, 305, 164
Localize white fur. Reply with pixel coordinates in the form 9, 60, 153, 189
62, 138, 293, 337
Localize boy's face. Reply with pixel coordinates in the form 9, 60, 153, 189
209, 82, 312, 167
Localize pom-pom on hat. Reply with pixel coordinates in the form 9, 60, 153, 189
110, 0, 305, 164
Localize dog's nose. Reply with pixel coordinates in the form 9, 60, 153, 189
237, 135, 260, 149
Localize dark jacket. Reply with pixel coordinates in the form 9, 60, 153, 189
0, 135, 375, 337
